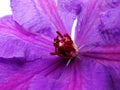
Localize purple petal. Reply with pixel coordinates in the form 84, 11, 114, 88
79, 58, 113, 90
105, 0, 120, 8
58, 0, 82, 15
75, 0, 120, 62
57, 0, 82, 35
0, 57, 66, 90
75, 0, 120, 46
10, 0, 74, 35
80, 45, 120, 89
0, 57, 58, 90
81, 44, 120, 62
0, 56, 112, 90
10, 0, 56, 38
105, 63, 120, 89
75, 0, 103, 46
100, 7, 120, 31
0, 15, 53, 61
96, 60, 120, 89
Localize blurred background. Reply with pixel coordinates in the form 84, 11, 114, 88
0, 0, 12, 17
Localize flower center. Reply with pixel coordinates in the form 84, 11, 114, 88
50, 31, 78, 58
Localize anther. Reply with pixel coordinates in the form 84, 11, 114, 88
50, 31, 78, 58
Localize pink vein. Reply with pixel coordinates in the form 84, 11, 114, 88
0, 24, 54, 51
77, 0, 104, 45
38, 0, 67, 34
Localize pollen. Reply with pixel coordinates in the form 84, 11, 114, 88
50, 31, 78, 58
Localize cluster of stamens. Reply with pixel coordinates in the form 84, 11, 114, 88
50, 31, 78, 58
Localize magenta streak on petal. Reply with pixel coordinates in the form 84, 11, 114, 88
70, 64, 77, 90
81, 45, 120, 61
14, 80, 30, 90
0, 72, 34, 90
0, 59, 61, 90
0, 72, 36, 90
14, 23, 53, 45
64, 64, 75, 90
63, 61, 82, 90
80, 0, 101, 41
76, 61, 82, 90
38, 0, 68, 34
76, 0, 103, 46
0, 24, 54, 51
43, 61, 63, 77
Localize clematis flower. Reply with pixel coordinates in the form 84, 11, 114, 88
0, 0, 120, 90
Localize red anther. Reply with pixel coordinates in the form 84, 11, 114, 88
56, 31, 63, 38
50, 31, 78, 58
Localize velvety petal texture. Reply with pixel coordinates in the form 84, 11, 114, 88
0, 15, 55, 89
74, 0, 120, 89
0, 0, 120, 90
58, 0, 82, 15
75, 0, 103, 46
75, 0, 120, 62
10, 0, 78, 35
0, 56, 113, 90
0, 15, 53, 60
75, 0, 120, 46
105, 0, 120, 8
57, 0, 83, 35
10, 0, 56, 38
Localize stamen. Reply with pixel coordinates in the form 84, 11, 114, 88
50, 31, 78, 58
56, 31, 63, 38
